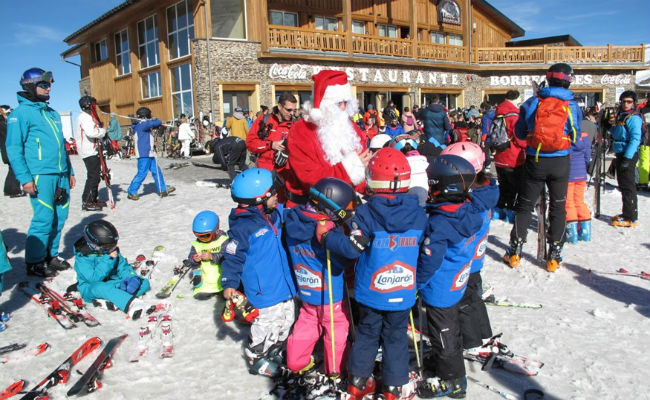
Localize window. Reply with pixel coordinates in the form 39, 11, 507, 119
211, 0, 246, 38
138, 15, 159, 69
170, 63, 194, 118
315, 16, 337, 31
141, 71, 161, 99
114, 29, 131, 75
448, 34, 463, 46
93, 39, 108, 63
430, 31, 445, 44
167, 0, 195, 59
352, 21, 366, 34
269, 10, 298, 27
378, 24, 398, 38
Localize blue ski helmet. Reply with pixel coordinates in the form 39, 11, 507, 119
231, 168, 281, 205
193, 210, 219, 233
20, 68, 54, 88
426, 154, 476, 198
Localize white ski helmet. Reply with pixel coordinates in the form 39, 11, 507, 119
369, 133, 391, 151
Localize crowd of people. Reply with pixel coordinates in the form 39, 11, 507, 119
1, 63, 649, 398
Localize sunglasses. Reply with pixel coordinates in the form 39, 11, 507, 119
36, 82, 52, 89
282, 107, 296, 112
621, 99, 635, 104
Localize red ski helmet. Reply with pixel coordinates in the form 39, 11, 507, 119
440, 141, 486, 173
366, 147, 411, 193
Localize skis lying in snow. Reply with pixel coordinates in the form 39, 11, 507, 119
67, 334, 128, 397
159, 314, 174, 358
18, 282, 77, 329
0, 380, 26, 400
156, 260, 192, 299
466, 376, 517, 400
463, 333, 544, 376
588, 268, 650, 281
129, 305, 173, 362
0, 343, 27, 356
482, 295, 543, 310
37, 284, 100, 327
1, 343, 50, 365
165, 162, 190, 170
19, 336, 102, 400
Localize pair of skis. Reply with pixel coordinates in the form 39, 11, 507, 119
155, 260, 192, 299
89, 102, 115, 209
1, 343, 50, 365
129, 309, 174, 362
462, 333, 544, 376
588, 268, 650, 281
18, 283, 99, 329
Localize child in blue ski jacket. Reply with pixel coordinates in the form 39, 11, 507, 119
318, 148, 426, 400
285, 177, 356, 377
73, 220, 152, 320
416, 154, 483, 399
220, 168, 296, 378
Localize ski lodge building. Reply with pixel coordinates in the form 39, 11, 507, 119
62, 0, 650, 124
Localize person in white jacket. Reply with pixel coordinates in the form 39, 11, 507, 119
391, 135, 429, 206
177, 114, 195, 158
76, 96, 106, 211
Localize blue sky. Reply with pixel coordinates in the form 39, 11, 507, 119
0, 0, 648, 116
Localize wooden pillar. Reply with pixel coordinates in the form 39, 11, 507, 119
410, 0, 417, 60
543, 44, 548, 64
607, 44, 613, 62
260, 0, 269, 53
343, 0, 352, 57
463, 0, 471, 64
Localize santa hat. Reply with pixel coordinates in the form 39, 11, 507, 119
307, 70, 353, 122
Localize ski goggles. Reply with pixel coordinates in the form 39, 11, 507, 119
24, 71, 54, 85
36, 82, 52, 89
193, 231, 215, 241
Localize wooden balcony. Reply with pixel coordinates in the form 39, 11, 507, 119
266, 26, 646, 67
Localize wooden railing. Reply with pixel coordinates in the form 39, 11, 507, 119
268, 26, 645, 65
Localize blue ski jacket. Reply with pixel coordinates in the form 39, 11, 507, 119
6, 94, 74, 185
610, 111, 643, 159
285, 205, 347, 306
221, 204, 296, 309
467, 181, 499, 273
323, 193, 426, 311
418, 200, 484, 308
515, 86, 582, 158
133, 119, 162, 158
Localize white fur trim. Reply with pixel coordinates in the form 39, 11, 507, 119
341, 151, 366, 185
320, 83, 352, 107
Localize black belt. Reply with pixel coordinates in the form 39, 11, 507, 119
287, 191, 308, 204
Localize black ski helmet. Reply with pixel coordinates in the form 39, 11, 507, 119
619, 90, 638, 104
546, 63, 573, 88
136, 107, 151, 119
426, 154, 476, 201
308, 177, 358, 222
84, 220, 119, 253
79, 95, 96, 111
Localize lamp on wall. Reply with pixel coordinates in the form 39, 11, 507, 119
472, 22, 477, 32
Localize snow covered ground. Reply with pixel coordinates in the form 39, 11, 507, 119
0, 154, 648, 400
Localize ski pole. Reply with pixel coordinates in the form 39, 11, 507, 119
417, 296, 424, 373
326, 247, 337, 375
408, 309, 421, 370
97, 109, 175, 128
466, 376, 517, 400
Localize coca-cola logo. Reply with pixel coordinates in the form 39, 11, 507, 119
268, 63, 309, 80
600, 74, 631, 85
294, 264, 325, 291
450, 264, 471, 291
370, 261, 415, 293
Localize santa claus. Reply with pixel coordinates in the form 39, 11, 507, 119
284, 70, 370, 205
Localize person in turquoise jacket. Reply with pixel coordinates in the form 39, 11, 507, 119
0, 231, 11, 295
5, 68, 75, 278
73, 220, 152, 320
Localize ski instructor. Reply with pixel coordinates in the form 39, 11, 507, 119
76, 95, 106, 211
5, 68, 75, 278
284, 70, 371, 206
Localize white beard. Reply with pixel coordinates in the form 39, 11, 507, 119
315, 100, 362, 165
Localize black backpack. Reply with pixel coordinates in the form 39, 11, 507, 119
488, 113, 518, 151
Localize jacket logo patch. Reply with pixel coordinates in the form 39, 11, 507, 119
451, 264, 471, 291
294, 264, 325, 291
473, 235, 488, 259
225, 240, 238, 255
255, 228, 269, 237
370, 261, 415, 293
374, 236, 418, 251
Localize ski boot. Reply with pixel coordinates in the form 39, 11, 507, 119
546, 241, 564, 272
245, 348, 282, 377
159, 186, 176, 197
26, 261, 57, 278
612, 217, 638, 228
502, 238, 524, 268
82, 202, 102, 211
127, 193, 140, 201
267, 342, 285, 365
565, 222, 578, 244
46, 256, 71, 271
491, 207, 505, 221
380, 384, 416, 400
347, 375, 377, 400
127, 298, 154, 320
416, 376, 466, 399
578, 220, 591, 241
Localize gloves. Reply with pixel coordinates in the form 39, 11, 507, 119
316, 220, 336, 243
120, 276, 142, 295
274, 149, 288, 167
619, 158, 632, 169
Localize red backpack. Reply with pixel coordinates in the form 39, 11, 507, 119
528, 97, 576, 159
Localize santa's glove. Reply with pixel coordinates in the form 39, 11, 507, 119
274, 149, 288, 167
316, 220, 336, 244
349, 234, 370, 253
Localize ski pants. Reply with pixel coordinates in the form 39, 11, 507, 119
26, 173, 70, 264
79, 278, 151, 312
424, 303, 465, 380
458, 272, 492, 349
638, 145, 649, 185
249, 298, 295, 356
615, 152, 639, 221
82, 155, 101, 203
495, 165, 523, 211
0, 231, 11, 294
180, 139, 191, 158
511, 155, 570, 244
3, 164, 21, 196
565, 180, 591, 222
127, 157, 167, 195
286, 301, 350, 375
348, 305, 410, 387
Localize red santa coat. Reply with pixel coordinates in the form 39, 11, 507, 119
246, 113, 293, 171
285, 118, 367, 198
